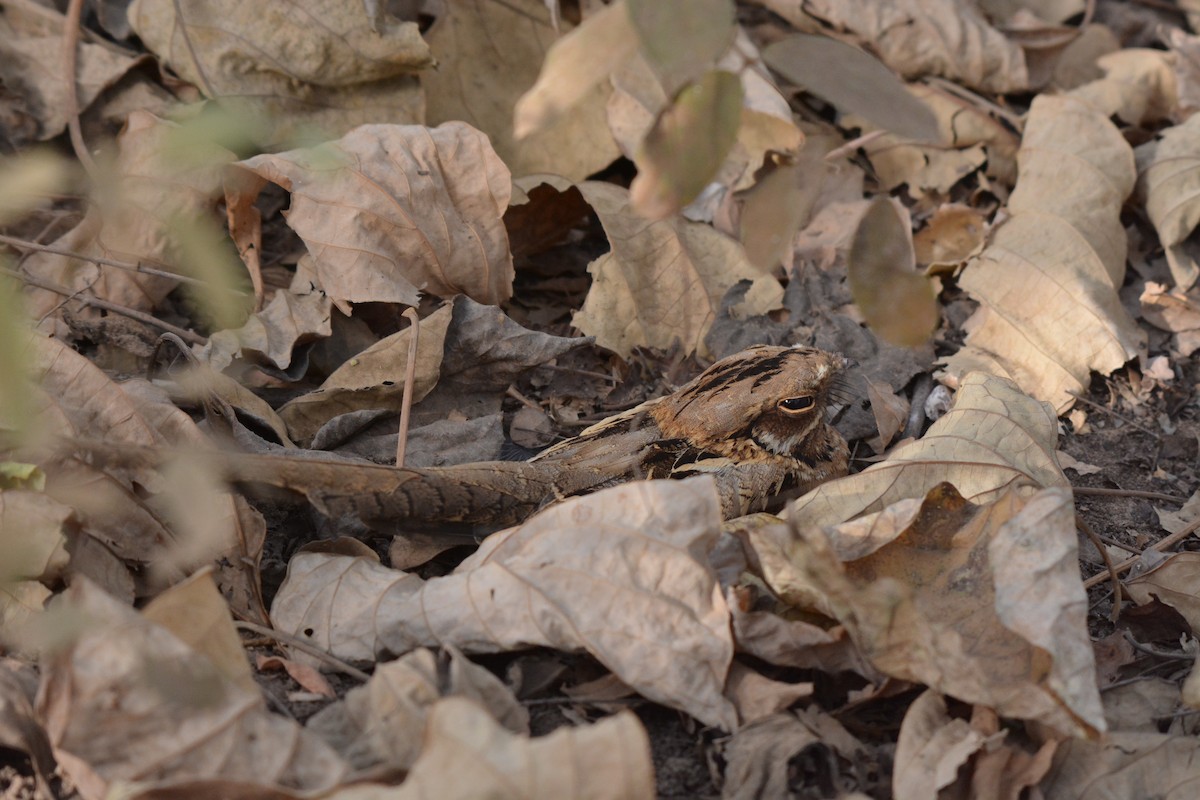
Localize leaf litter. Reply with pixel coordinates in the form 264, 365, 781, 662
4, 0, 1200, 797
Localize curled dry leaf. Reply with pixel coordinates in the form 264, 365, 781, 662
913, 204, 987, 269
334, 698, 653, 800
226, 122, 514, 313
757, 0, 1029, 93
942, 96, 1145, 412
129, 0, 428, 146
789, 371, 1065, 529
1124, 552, 1200, 635
1136, 114, 1200, 290
573, 181, 782, 358
37, 579, 349, 800
847, 197, 938, 347
272, 477, 738, 729
22, 112, 236, 330
1066, 48, 1178, 128
423, 0, 619, 181
1040, 732, 1200, 799
893, 690, 988, 800
764, 483, 1103, 738
306, 648, 527, 773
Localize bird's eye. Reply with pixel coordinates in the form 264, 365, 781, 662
778, 396, 815, 414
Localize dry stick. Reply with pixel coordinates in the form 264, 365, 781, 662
1067, 391, 1161, 439
1077, 514, 1122, 622
6, 267, 207, 345
824, 130, 888, 162
395, 308, 421, 467
1074, 486, 1185, 503
1082, 514, 1200, 589
61, 0, 99, 181
0, 233, 246, 294
506, 385, 541, 412
234, 621, 371, 683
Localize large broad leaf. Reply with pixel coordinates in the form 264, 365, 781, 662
1136, 113, 1200, 290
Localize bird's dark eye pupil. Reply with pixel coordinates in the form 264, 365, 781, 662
780, 396, 814, 411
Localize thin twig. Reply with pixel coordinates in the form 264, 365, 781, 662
234, 621, 371, 682
1067, 391, 1161, 438
62, 0, 99, 181
1078, 514, 1121, 622
5, 266, 207, 345
824, 129, 888, 162
1074, 486, 1185, 503
506, 385, 541, 411
0, 233, 246, 294
1083, 514, 1200, 589
1123, 630, 1194, 662
171, 0, 218, 96
395, 308, 420, 467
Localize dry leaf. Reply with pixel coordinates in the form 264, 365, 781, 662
763, 34, 939, 141
1136, 114, 1200, 290
272, 477, 739, 729
865, 379, 910, 450
37, 579, 349, 800
129, 0, 428, 147
423, 0, 619, 181
724, 662, 812, 724
789, 372, 1065, 529
0, 490, 71, 583
893, 690, 988, 800
226, 123, 513, 314
767, 484, 1104, 737
943, 95, 1145, 412
913, 204, 988, 269
847, 197, 938, 347
722, 709, 864, 799
757, 0, 1029, 93
627, 0, 735, 93
306, 648, 527, 773
329, 698, 653, 800
1040, 732, 1200, 799
573, 181, 780, 358
1125, 553, 1200, 635
1066, 48, 1178, 127
1141, 282, 1200, 357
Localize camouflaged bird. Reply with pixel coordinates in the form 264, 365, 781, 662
296, 344, 852, 539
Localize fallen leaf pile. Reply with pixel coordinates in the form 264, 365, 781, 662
6, 0, 1200, 797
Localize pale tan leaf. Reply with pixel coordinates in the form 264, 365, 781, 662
893, 691, 988, 800
1040, 733, 1200, 799
1125, 553, 1200, 635
0, 490, 71, 583
769, 484, 1103, 737
1141, 282, 1200, 357
1136, 114, 1200, 290
757, 0, 1028, 93
847, 197, 938, 347
943, 95, 1145, 412
513, 0, 640, 138
328, 698, 653, 800
763, 34, 939, 141
22, 112, 236, 329
37, 579, 349, 799
630, 70, 743, 220
573, 181, 779, 358
724, 662, 812, 724
423, 0, 620, 181
1101, 679, 1180, 732
627, 0, 734, 92
128, 0, 428, 147
722, 710, 865, 799
227, 122, 514, 312
272, 477, 738, 729
865, 380, 909, 450
1066, 48, 1178, 127
790, 372, 1065, 529
306, 648, 527, 772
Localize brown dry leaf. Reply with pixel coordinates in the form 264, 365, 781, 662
942, 95, 1145, 413
329, 698, 653, 800
37, 579, 349, 800
762, 34, 939, 141
766, 484, 1104, 737
1136, 114, 1200, 290
256, 655, 335, 698
21, 112, 236, 329
893, 690, 989, 800
0, 3, 144, 143
0, 490, 71, 583
306, 648, 527, 773
272, 477, 738, 729
513, 0, 639, 139
573, 181, 781, 358
866, 380, 909, 451
505, 174, 592, 257
789, 372, 1065, 529
630, 69, 743, 220
1141, 282, 1200, 357
1039, 732, 1200, 798
913, 204, 988, 269
128, 0, 427, 147
423, 0, 619, 181
627, 0, 735, 93
722, 708, 864, 799
847, 197, 939, 347
226, 122, 513, 314
1066, 48, 1178, 127
1125, 553, 1200, 635
279, 296, 584, 444
757, 0, 1029, 93
724, 662, 811, 724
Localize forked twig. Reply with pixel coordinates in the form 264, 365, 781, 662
395, 307, 421, 467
